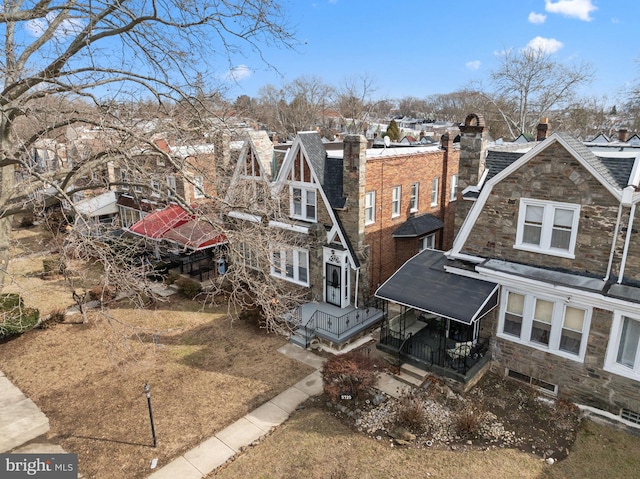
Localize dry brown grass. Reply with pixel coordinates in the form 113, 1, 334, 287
1, 226, 316, 479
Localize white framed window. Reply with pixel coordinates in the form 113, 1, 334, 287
239, 242, 259, 269
193, 176, 205, 199
431, 177, 439, 206
419, 233, 435, 251
271, 246, 309, 286
291, 186, 316, 222
409, 182, 419, 212
515, 199, 580, 258
166, 175, 176, 197
150, 179, 160, 196
605, 312, 640, 380
391, 186, 401, 218
365, 191, 376, 225
498, 289, 590, 361
121, 170, 128, 183
450, 175, 458, 202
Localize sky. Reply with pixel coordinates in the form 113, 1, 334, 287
220, 0, 640, 106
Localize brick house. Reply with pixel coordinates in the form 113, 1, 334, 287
376, 112, 640, 425
225, 129, 459, 348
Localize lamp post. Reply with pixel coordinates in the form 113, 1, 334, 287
144, 383, 157, 448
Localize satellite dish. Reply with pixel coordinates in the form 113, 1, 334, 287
383, 136, 391, 148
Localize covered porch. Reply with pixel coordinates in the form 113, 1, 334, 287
375, 249, 499, 386
289, 300, 385, 349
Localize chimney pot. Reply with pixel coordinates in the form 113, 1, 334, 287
619, 128, 628, 142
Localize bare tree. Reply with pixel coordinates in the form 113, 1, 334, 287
484, 47, 595, 139
0, 1, 295, 334
334, 73, 381, 134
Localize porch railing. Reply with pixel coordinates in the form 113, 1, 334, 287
308, 298, 383, 339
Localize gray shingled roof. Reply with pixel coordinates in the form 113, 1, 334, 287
297, 132, 327, 183
485, 151, 525, 181
392, 214, 444, 237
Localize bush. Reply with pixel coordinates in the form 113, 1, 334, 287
455, 407, 481, 437
165, 271, 180, 285
39, 308, 66, 329
394, 388, 429, 433
19, 214, 34, 228
42, 258, 66, 276
88, 286, 117, 303
321, 351, 380, 402
0, 293, 39, 339
175, 277, 202, 299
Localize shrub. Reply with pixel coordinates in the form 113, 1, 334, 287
19, 214, 34, 228
394, 388, 429, 433
42, 258, 66, 275
0, 294, 39, 339
39, 308, 66, 329
165, 271, 180, 285
455, 407, 481, 437
321, 351, 379, 402
88, 286, 117, 303
175, 277, 202, 299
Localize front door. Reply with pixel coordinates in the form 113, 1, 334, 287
325, 263, 341, 306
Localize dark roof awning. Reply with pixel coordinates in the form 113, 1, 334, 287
375, 249, 498, 324
392, 214, 444, 238
128, 204, 227, 251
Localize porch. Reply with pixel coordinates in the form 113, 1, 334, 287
289, 300, 385, 349
378, 308, 491, 385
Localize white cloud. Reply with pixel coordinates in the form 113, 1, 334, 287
224, 65, 253, 82
524, 36, 564, 54
544, 0, 597, 21
26, 12, 84, 38
528, 11, 547, 24
466, 60, 481, 71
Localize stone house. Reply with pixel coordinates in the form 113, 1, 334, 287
225, 129, 459, 348
377, 112, 640, 426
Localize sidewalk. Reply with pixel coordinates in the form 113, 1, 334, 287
147, 341, 408, 478
147, 344, 326, 479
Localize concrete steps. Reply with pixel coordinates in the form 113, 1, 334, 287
394, 363, 430, 387
0, 372, 50, 453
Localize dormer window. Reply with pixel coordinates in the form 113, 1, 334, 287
515, 199, 579, 258
291, 186, 316, 222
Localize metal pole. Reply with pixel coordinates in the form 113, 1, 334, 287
144, 383, 157, 448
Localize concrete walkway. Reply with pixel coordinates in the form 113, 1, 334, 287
0, 370, 50, 453
147, 344, 325, 478
147, 342, 409, 478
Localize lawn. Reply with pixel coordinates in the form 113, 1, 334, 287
0, 225, 316, 478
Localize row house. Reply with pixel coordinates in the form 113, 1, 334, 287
225, 129, 459, 349
377, 113, 640, 429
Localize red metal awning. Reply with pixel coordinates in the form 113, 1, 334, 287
128, 204, 226, 250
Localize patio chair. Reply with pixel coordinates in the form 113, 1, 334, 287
446, 341, 473, 370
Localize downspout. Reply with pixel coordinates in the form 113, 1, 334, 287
354, 267, 360, 308
604, 201, 624, 281
616, 158, 640, 283
618, 203, 636, 283
439, 136, 449, 249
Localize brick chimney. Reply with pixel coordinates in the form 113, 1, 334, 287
536, 118, 549, 141
619, 128, 628, 142
456, 113, 488, 236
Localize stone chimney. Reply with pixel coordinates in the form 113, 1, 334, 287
455, 113, 488, 236
619, 128, 628, 142
341, 134, 369, 302
536, 118, 549, 141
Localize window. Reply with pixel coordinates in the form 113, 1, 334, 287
193, 176, 205, 199
365, 191, 376, 225
166, 175, 176, 197
121, 170, 128, 183
291, 187, 316, 222
515, 199, 580, 257
391, 186, 401, 217
150, 179, 160, 196
409, 182, 419, 212
431, 177, 439, 206
419, 234, 435, 251
271, 246, 310, 286
605, 312, 640, 379
240, 242, 258, 269
498, 289, 589, 360
450, 175, 458, 202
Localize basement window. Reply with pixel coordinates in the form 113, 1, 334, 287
621, 408, 640, 425
506, 368, 558, 395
